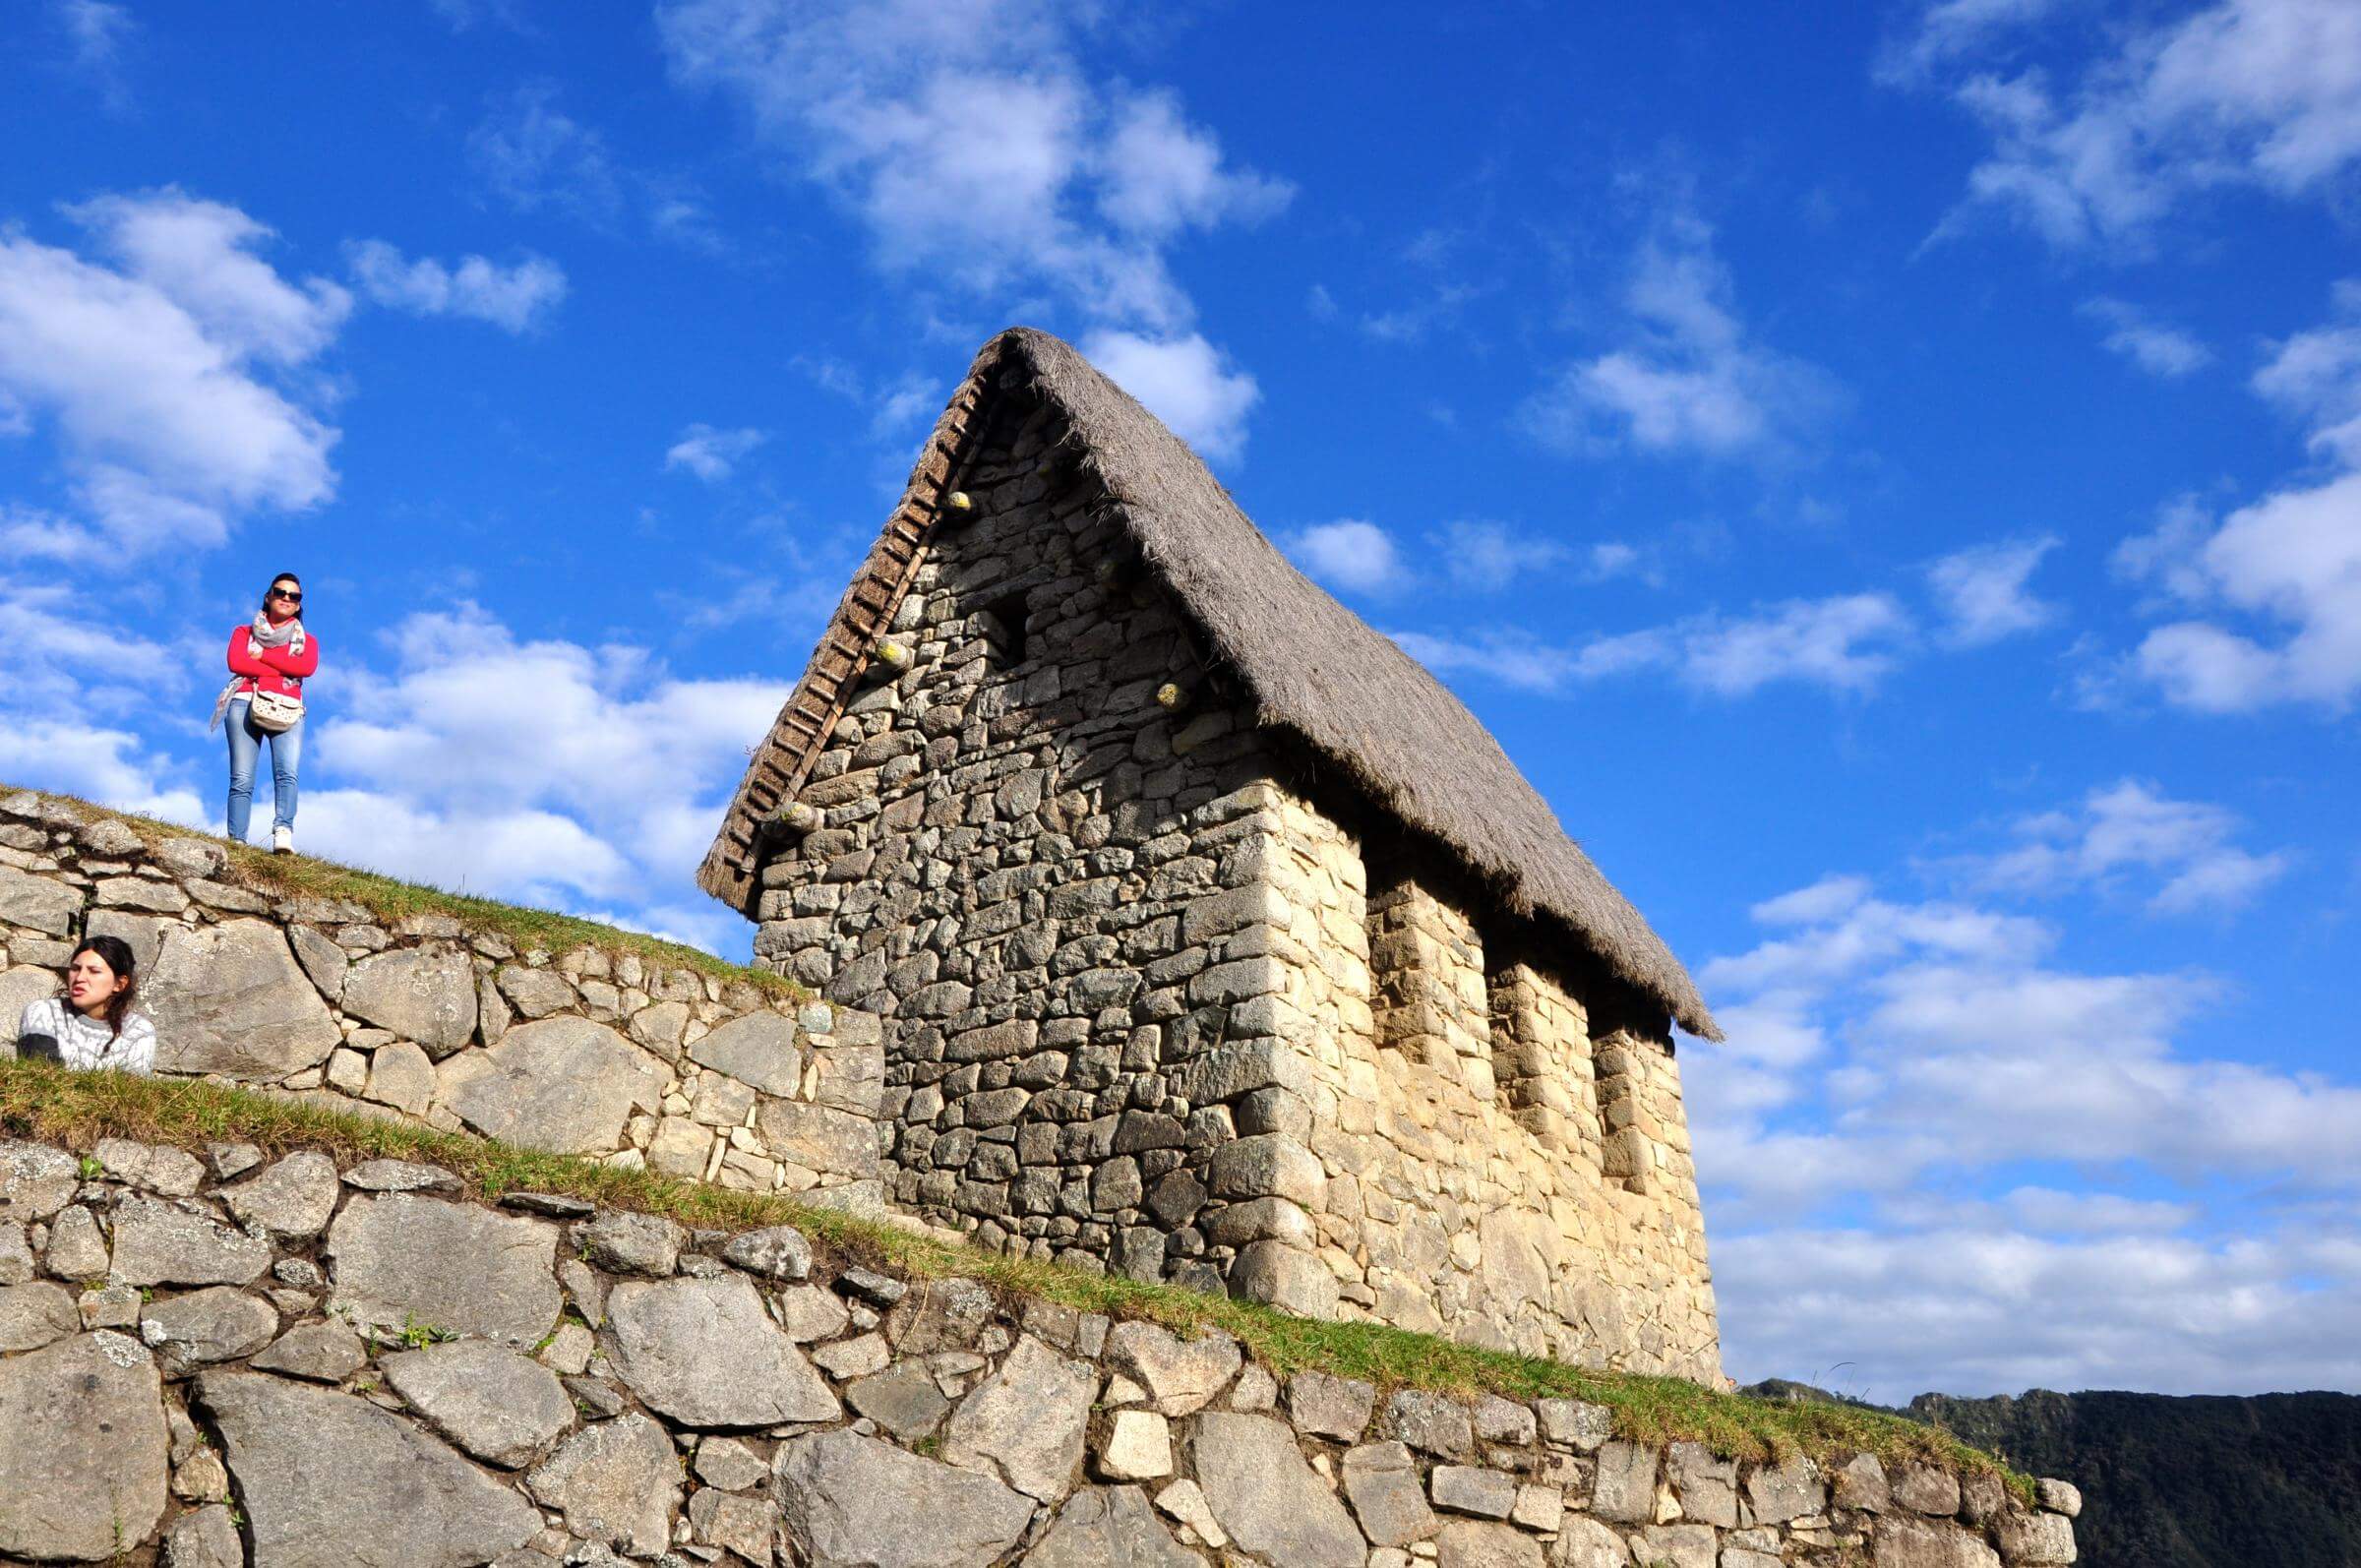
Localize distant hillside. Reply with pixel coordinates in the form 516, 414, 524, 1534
1910, 1390, 2361, 1568
1743, 1381, 2361, 1567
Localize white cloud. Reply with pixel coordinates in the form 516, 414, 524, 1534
1095, 90, 1293, 238
0, 189, 343, 551
1674, 594, 1912, 694
1874, 0, 2064, 85
2126, 471, 2361, 708
1395, 591, 1914, 698
1283, 518, 1630, 600
2104, 283, 2361, 711
429, 0, 526, 30
1076, 330, 1259, 463
301, 604, 789, 923
1525, 209, 1841, 460
345, 241, 567, 332
0, 715, 202, 827
1901, 0, 2361, 249
2080, 296, 2213, 377
1430, 521, 1574, 592
1695, 855, 2361, 1396
654, 0, 1288, 333
467, 83, 626, 224
1956, 779, 2294, 913
1925, 534, 2060, 645
0, 569, 205, 825
1283, 519, 1403, 596
52, 0, 135, 105
2252, 278, 2361, 463
66, 192, 351, 366
1718, 1225, 2361, 1399
664, 423, 769, 483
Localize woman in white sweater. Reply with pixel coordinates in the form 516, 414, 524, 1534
14, 935, 155, 1075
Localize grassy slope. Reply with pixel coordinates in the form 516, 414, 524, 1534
0, 1060, 2019, 1483
1, 784, 798, 997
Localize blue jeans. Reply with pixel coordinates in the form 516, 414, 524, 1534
225, 698, 302, 842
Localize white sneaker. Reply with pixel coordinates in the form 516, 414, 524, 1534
272, 825, 293, 856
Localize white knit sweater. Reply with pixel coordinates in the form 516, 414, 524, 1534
15, 996, 156, 1075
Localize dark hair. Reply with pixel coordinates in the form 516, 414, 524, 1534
263, 573, 303, 614
68, 935, 138, 1038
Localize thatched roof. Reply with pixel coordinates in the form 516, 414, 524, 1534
701, 327, 1719, 1039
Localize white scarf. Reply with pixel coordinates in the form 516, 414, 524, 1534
210, 611, 307, 732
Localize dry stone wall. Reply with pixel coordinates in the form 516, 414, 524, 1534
0, 792, 883, 1210
0, 1129, 2078, 1568
751, 394, 1306, 1287
749, 390, 1719, 1379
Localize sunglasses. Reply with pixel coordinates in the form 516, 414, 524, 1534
270, 588, 302, 603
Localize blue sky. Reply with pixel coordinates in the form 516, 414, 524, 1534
3, 0, 2356, 1403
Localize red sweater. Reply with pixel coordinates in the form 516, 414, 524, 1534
226, 624, 319, 699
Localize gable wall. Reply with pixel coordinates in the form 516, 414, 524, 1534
753, 390, 1291, 1293
751, 389, 1717, 1378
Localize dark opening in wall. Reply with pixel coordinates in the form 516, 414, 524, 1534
982, 592, 1030, 669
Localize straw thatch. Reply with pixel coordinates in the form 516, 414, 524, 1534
701, 328, 1719, 1040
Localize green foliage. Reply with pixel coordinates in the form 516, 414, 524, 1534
0, 1055, 2019, 1478
394, 1316, 456, 1351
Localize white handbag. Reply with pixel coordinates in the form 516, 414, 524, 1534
246, 689, 306, 734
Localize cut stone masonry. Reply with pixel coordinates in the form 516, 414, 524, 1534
712, 330, 1722, 1380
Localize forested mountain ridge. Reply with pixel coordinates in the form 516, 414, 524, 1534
1911, 1390, 2361, 1567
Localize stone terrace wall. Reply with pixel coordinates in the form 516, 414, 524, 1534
0, 791, 884, 1210
0, 1129, 2079, 1567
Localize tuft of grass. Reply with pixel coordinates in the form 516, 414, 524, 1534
2, 783, 799, 998
0, 1059, 2023, 1485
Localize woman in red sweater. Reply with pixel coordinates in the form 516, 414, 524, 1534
209, 573, 317, 854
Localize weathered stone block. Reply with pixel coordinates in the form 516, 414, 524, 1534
1342, 1439, 1438, 1546
148, 920, 342, 1080
525, 1413, 679, 1557
1876, 1514, 2004, 1568
111, 1196, 273, 1287
1192, 1412, 1364, 1568
1995, 1510, 2079, 1564
1433, 1463, 1518, 1518
605, 1275, 839, 1427
341, 945, 478, 1055
943, 1333, 1095, 1501
1230, 1237, 1340, 1317
201, 1369, 539, 1567
1590, 1440, 1658, 1523
0, 1333, 168, 1562
1209, 1133, 1326, 1207
688, 1010, 805, 1094
757, 1099, 879, 1178
326, 1193, 560, 1349
774, 1428, 1034, 1568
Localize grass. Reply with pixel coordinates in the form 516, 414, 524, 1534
0, 1059, 2025, 1486
2, 783, 799, 998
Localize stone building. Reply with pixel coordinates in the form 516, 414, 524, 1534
701, 329, 1723, 1381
